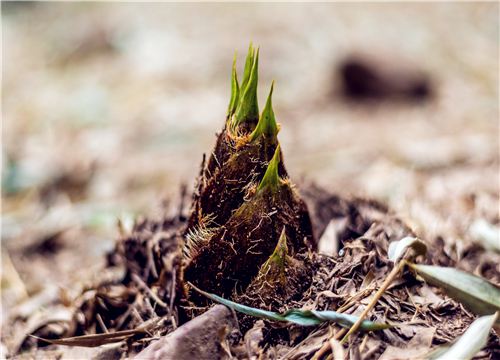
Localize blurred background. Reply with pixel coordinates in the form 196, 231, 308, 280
2, 1, 499, 331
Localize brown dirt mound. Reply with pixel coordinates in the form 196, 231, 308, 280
15, 183, 499, 359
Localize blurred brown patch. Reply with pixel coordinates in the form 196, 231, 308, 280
338, 52, 434, 102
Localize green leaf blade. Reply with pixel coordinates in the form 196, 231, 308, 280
189, 282, 284, 322
311, 310, 392, 331
257, 145, 281, 192
250, 81, 279, 142
281, 310, 323, 326
410, 264, 500, 316
233, 47, 259, 129
433, 312, 498, 360
227, 52, 240, 117
240, 42, 254, 93
190, 283, 390, 331
268, 226, 288, 267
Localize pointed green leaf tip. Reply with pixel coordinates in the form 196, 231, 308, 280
258, 145, 281, 192
233, 46, 259, 129
227, 52, 239, 117
240, 42, 254, 93
257, 227, 288, 283
267, 227, 288, 268
250, 81, 279, 142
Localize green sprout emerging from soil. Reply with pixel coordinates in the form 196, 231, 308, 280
183, 44, 314, 302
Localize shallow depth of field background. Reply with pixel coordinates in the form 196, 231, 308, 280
2, 2, 499, 320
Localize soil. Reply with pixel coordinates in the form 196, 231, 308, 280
5, 181, 499, 359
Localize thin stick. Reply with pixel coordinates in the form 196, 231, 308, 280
132, 273, 168, 308
96, 313, 108, 333
340, 261, 405, 344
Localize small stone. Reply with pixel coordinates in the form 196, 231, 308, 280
134, 305, 236, 360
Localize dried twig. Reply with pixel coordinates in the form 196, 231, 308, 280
340, 261, 405, 344
132, 273, 167, 308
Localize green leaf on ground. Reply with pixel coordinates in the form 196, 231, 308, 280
189, 283, 391, 331
409, 264, 500, 317
431, 312, 498, 360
